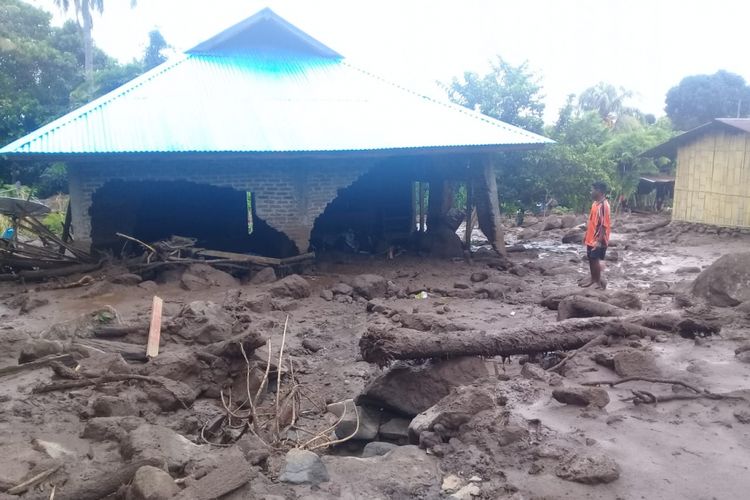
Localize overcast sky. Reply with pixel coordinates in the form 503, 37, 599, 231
27, 0, 750, 122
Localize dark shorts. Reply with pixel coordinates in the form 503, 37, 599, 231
587, 245, 607, 261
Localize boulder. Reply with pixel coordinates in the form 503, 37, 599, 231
379, 417, 410, 443
691, 252, 750, 306
328, 400, 380, 441
129, 465, 179, 500
520, 362, 551, 382
561, 214, 579, 229
350, 274, 387, 299
91, 395, 140, 417
78, 352, 132, 378
676, 266, 701, 275
121, 424, 201, 471
613, 350, 662, 378
184, 263, 239, 288
362, 441, 398, 458
235, 435, 270, 466
408, 385, 495, 443
555, 452, 620, 484
17, 339, 65, 363
470, 272, 489, 283
357, 357, 489, 417
332, 282, 354, 296
139, 280, 158, 292
111, 273, 143, 285
561, 229, 584, 244
552, 386, 609, 408
180, 273, 210, 291
320, 289, 334, 301
279, 449, 329, 485
542, 217, 563, 231
249, 267, 277, 285
82, 416, 146, 441
169, 301, 236, 344
269, 274, 311, 299
518, 228, 539, 241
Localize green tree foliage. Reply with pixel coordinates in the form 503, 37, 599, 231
665, 70, 750, 131
578, 82, 634, 126
445, 57, 545, 133
143, 29, 169, 70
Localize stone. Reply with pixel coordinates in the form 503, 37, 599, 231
185, 263, 239, 288
31, 439, 76, 460
733, 410, 750, 424
453, 283, 470, 290
552, 386, 609, 408
180, 272, 210, 291
269, 274, 311, 299
0, 443, 49, 491
8, 294, 50, 314
328, 400, 380, 440
736, 351, 750, 363
249, 267, 277, 285
121, 424, 201, 470
613, 350, 662, 378
469, 272, 489, 283
78, 352, 132, 378
474, 283, 511, 300
555, 452, 620, 484
518, 228, 540, 240
561, 229, 585, 244
169, 301, 236, 344
139, 280, 158, 292
236, 435, 270, 465
379, 417, 410, 442
320, 289, 334, 301
111, 273, 142, 285
357, 357, 489, 417
520, 362, 550, 382
302, 338, 323, 352
409, 385, 495, 443
691, 252, 750, 306
129, 465, 179, 500
279, 449, 329, 485
362, 441, 398, 458
17, 339, 65, 363
542, 217, 563, 231
350, 274, 387, 299
561, 214, 579, 229
82, 416, 146, 441
451, 484, 481, 499
442, 474, 463, 493
92, 395, 139, 417
332, 282, 354, 296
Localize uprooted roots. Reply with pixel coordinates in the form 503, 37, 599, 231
202, 316, 360, 452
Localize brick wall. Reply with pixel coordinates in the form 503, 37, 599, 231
68, 158, 373, 252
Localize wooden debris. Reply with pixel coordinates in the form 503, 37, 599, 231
92, 324, 145, 338
7, 462, 63, 495
147, 296, 163, 358
0, 354, 75, 378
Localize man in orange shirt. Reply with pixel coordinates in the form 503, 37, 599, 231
581, 181, 611, 289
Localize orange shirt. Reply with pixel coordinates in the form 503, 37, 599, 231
584, 199, 611, 247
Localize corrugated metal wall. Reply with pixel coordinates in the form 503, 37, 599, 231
673, 130, 750, 228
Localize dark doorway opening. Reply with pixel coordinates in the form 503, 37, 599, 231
90, 179, 295, 257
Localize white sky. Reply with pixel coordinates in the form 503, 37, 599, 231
27, 0, 750, 123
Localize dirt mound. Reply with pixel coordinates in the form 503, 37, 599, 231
691, 252, 750, 306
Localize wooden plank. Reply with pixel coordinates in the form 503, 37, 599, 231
280, 252, 316, 265
147, 296, 163, 358
0, 354, 74, 378
193, 248, 281, 266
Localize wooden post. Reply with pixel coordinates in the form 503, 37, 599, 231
58, 202, 72, 254
474, 156, 507, 257
464, 178, 474, 249
146, 296, 163, 358
418, 182, 426, 232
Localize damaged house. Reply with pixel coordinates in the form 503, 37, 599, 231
0, 8, 551, 258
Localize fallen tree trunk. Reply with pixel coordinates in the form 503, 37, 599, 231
557, 296, 627, 321
360, 312, 721, 366
635, 219, 670, 232
0, 262, 102, 282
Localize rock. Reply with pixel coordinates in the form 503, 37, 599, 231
518, 228, 539, 240
592, 352, 615, 370
607, 291, 642, 310
242, 292, 273, 313
451, 484, 481, 499
350, 274, 387, 299
555, 452, 620, 484
302, 338, 323, 352
8, 294, 50, 314
613, 350, 662, 378
31, 438, 76, 460
362, 441, 398, 458
604, 250, 619, 262
676, 266, 701, 274
236, 435, 270, 465
691, 252, 750, 306
269, 274, 311, 299
552, 386, 609, 408
734, 410, 750, 424
542, 217, 563, 231
139, 280, 158, 292
249, 267, 277, 285
169, 301, 236, 344
279, 449, 329, 485
379, 417, 410, 443
320, 289, 334, 301
736, 351, 750, 363
470, 272, 489, 283
453, 282, 470, 290
358, 357, 489, 417
92, 395, 140, 417
561, 214, 579, 229
474, 283, 510, 300
408, 385, 495, 443
561, 229, 584, 244
442, 474, 463, 493
180, 272, 210, 291
328, 400, 380, 440
186, 263, 239, 288
0, 443, 49, 491
82, 416, 146, 441
142, 351, 202, 386
17, 339, 65, 363
129, 465, 179, 500
332, 282, 354, 296
121, 424, 201, 470
78, 352, 132, 378
520, 362, 550, 382
111, 273, 142, 285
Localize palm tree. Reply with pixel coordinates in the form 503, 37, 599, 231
54, 0, 137, 81
578, 82, 633, 127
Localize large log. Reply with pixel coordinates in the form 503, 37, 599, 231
557, 296, 627, 320
359, 312, 721, 366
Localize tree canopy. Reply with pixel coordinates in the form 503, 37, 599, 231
665, 70, 750, 131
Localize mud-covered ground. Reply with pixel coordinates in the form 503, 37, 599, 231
1, 212, 749, 500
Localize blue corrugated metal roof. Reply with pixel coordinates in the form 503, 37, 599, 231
1, 9, 552, 156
